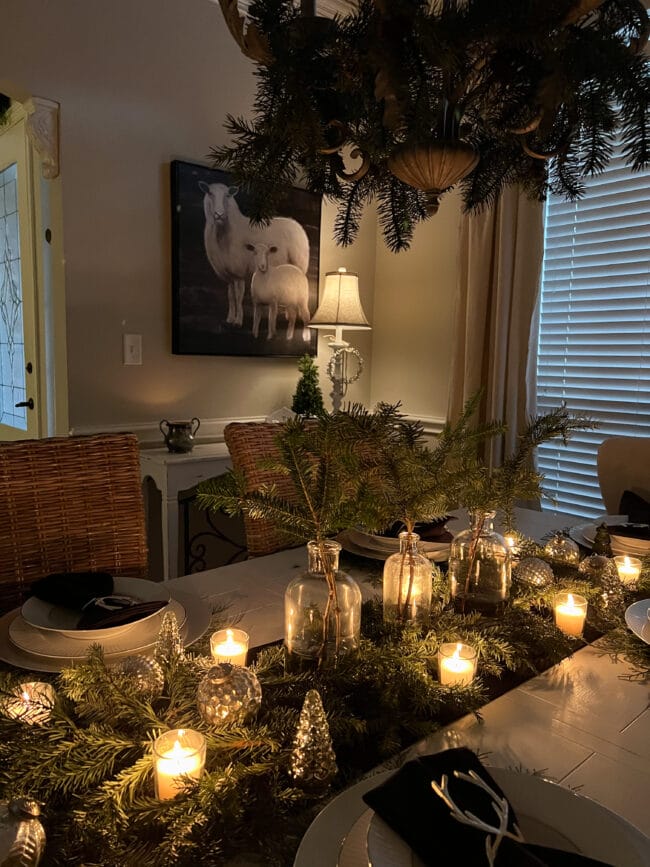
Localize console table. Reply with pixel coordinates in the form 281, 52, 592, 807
139, 443, 231, 580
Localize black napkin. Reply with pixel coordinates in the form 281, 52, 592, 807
30, 572, 167, 630
383, 516, 455, 543
362, 748, 612, 867
618, 490, 650, 527
31, 572, 114, 609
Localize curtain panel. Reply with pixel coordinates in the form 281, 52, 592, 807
448, 186, 544, 467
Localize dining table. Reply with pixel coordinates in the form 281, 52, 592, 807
1, 505, 648, 866
164, 506, 650, 865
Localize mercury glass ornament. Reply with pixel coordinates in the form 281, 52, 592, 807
383, 532, 432, 625
113, 656, 164, 698
0, 799, 45, 866
578, 554, 625, 631
290, 689, 337, 792
448, 511, 511, 614
513, 556, 554, 589
285, 540, 361, 665
196, 663, 262, 725
544, 532, 580, 565
154, 611, 185, 666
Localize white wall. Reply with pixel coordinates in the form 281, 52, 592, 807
369, 190, 461, 424
2, 0, 457, 438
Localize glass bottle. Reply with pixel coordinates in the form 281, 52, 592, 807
448, 511, 511, 614
284, 539, 361, 665
382, 532, 432, 625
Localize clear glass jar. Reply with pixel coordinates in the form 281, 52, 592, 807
284, 540, 361, 664
448, 511, 511, 614
382, 532, 432, 625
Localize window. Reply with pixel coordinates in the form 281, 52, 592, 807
535, 139, 650, 519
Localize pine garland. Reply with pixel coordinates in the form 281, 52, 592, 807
0, 548, 646, 866
212, 0, 650, 251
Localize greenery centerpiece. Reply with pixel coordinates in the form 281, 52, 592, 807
197, 411, 382, 665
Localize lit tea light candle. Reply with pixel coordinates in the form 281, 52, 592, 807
554, 591, 587, 637
210, 628, 249, 667
153, 729, 206, 800
438, 642, 477, 687
614, 555, 642, 587
2, 682, 55, 725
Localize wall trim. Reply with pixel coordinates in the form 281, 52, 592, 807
70, 415, 268, 446
72, 412, 445, 445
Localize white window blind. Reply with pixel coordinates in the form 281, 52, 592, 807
535, 140, 650, 520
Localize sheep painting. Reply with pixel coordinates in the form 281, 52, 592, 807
171, 160, 321, 357
199, 182, 310, 328
248, 241, 311, 342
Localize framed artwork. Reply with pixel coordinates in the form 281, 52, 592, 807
171, 160, 321, 357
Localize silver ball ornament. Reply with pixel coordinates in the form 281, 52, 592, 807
513, 556, 554, 589
113, 655, 165, 698
197, 663, 262, 726
544, 532, 580, 565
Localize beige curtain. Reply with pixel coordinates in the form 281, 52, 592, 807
448, 186, 544, 466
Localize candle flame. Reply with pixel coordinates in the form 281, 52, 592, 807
452, 643, 462, 660
567, 593, 574, 606
624, 555, 631, 568
21, 691, 30, 703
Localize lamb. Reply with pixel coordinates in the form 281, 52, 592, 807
199, 182, 310, 328
248, 241, 312, 341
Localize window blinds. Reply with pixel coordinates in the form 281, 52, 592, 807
535, 142, 650, 520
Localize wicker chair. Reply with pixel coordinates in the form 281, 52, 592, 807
0, 433, 148, 612
223, 422, 303, 557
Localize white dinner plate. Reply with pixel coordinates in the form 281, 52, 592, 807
624, 599, 650, 645
337, 531, 450, 564
569, 522, 650, 558
9, 598, 186, 659
0, 590, 212, 672
296, 767, 650, 867
21, 576, 171, 638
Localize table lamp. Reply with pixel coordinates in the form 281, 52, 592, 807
309, 268, 371, 411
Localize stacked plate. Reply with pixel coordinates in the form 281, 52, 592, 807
569, 517, 650, 557
338, 527, 451, 562
0, 577, 211, 672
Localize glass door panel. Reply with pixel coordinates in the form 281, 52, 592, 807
0, 115, 39, 439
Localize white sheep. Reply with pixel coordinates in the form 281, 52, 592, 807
248, 241, 312, 341
199, 182, 310, 328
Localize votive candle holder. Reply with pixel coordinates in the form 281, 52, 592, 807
554, 591, 588, 637
438, 642, 477, 687
153, 728, 206, 800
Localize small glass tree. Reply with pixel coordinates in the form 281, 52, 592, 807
291, 354, 324, 417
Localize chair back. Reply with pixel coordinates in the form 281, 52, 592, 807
224, 422, 302, 557
0, 433, 148, 611
596, 435, 650, 514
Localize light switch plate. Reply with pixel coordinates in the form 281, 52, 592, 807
123, 333, 142, 365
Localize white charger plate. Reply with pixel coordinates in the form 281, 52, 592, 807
297, 768, 650, 867
0, 590, 211, 672
21, 576, 171, 639
9, 598, 186, 659
624, 599, 650, 645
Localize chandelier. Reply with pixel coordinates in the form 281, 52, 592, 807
214, 0, 649, 251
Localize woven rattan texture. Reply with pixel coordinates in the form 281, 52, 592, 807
0, 433, 148, 612
224, 423, 303, 557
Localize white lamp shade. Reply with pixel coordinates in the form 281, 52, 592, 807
310, 268, 371, 330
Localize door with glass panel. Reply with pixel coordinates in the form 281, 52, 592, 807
0, 115, 40, 439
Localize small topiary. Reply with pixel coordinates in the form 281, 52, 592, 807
291, 353, 325, 417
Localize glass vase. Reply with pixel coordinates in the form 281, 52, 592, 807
448, 511, 511, 614
284, 540, 361, 665
382, 532, 432, 625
